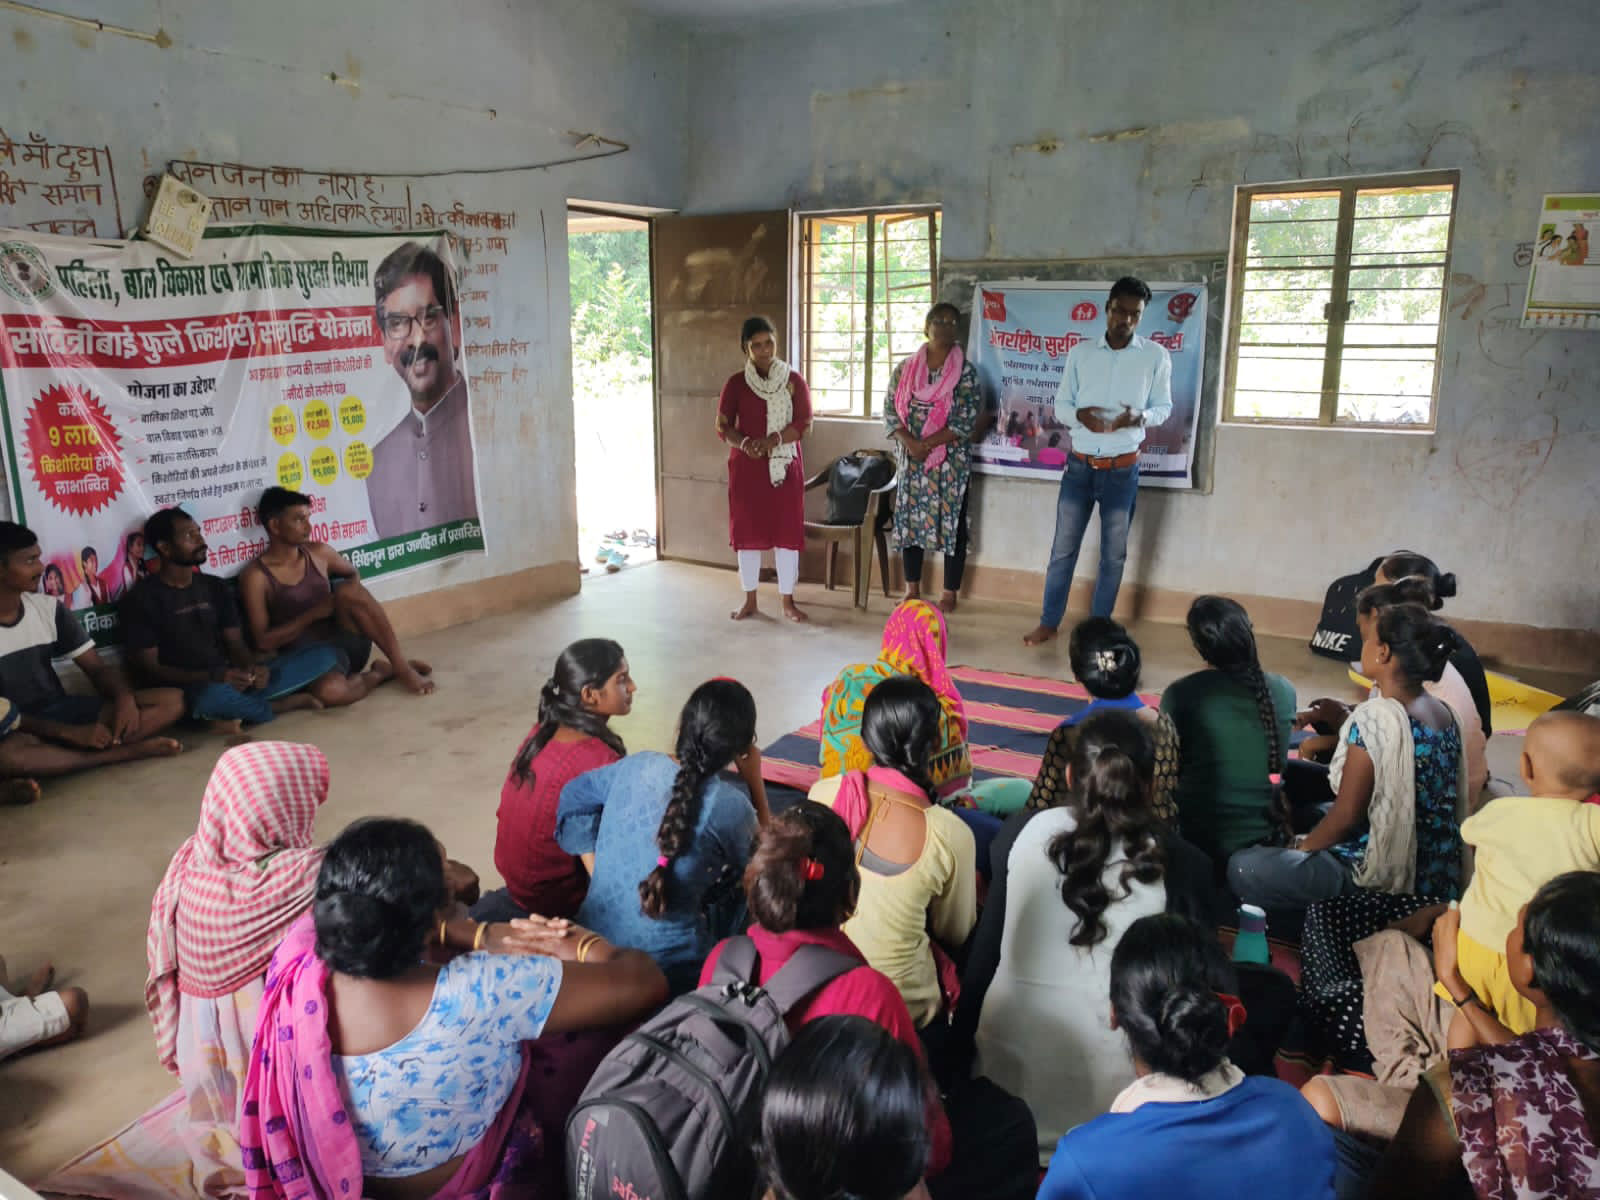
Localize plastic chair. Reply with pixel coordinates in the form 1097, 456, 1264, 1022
803, 450, 897, 609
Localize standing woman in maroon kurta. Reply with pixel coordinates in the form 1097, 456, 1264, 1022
715, 315, 813, 623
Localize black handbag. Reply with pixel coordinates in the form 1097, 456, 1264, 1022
824, 454, 894, 525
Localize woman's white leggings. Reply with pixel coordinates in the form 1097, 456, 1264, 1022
737, 548, 799, 595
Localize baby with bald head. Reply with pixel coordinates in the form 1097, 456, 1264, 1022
1520, 709, 1600, 803
1442, 710, 1600, 1037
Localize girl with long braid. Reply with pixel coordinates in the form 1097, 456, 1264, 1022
479, 639, 634, 923
556, 677, 768, 994
809, 675, 978, 1033
1161, 596, 1297, 874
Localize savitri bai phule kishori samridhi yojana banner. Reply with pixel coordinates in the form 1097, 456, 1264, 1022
967, 280, 1207, 489
0, 227, 485, 640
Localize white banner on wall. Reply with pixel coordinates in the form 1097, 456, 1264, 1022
0, 227, 485, 638
966, 279, 1208, 489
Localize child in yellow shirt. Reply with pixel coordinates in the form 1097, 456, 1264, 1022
1432, 710, 1600, 1042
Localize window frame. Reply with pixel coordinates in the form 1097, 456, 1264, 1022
1221, 169, 1459, 432
796, 205, 942, 419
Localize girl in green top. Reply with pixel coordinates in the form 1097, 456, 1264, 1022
1162, 596, 1295, 872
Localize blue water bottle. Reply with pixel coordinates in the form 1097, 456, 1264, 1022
1233, 903, 1270, 965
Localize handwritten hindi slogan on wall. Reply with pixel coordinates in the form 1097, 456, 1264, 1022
155, 162, 543, 405
966, 280, 1208, 489
0, 127, 123, 238
0, 229, 487, 642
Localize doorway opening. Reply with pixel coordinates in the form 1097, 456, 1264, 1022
569, 208, 657, 576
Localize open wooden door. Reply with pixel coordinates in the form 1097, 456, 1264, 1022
651, 211, 790, 565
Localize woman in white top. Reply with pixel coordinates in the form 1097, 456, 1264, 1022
952, 709, 1220, 1163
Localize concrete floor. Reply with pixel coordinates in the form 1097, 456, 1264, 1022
0, 560, 1572, 1183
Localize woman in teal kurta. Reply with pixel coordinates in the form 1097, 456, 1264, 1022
884, 302, 981, 614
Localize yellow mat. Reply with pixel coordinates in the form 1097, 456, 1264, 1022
1346, 668, 1562, 734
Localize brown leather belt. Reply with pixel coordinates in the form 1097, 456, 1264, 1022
1073, 450, 1139, 470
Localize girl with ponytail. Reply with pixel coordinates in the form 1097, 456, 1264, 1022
1161, 596, 1297, 871
808, 675, 979, 1031
1037, 913, 1337, 1200
484, 639, 633, 921
1230, 603, 1468, 911
556, 678, 767, 994
954, 710, 1225, 1159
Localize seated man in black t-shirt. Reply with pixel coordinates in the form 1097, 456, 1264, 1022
122, 508, 337, 734
0, 522, 184, 802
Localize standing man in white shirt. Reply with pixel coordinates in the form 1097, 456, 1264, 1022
1023, 277, 1172, 645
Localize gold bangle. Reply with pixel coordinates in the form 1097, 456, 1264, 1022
472, 922, 488, 952
576, 933, 601, 964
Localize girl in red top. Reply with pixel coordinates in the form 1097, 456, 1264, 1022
490, 639, 634, 918
701, 801, 952, 1174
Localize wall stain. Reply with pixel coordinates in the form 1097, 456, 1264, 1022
1315, 3, 1422, 57
12, 26, 32, 51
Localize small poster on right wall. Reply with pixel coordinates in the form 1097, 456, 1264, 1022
1522, 192, 1600, 329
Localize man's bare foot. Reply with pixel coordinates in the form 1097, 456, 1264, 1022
207, 719, 246, 737
273, 693, 324, 715
21, 962, 54, 997
902, 585, 922, 602
0, 778, 40, 806
939, 590, 959, 613
134, 737, 185, 760
730, 596, 759, 621
409, 659, 433, 677
781, 598, 809, 623
224, 733, 256, 748
1022, 623, 1059, 646
398, 665, 437, 695
367, 660, 397, 686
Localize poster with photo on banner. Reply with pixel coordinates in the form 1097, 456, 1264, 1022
967, 279, 1207, 488
0, 226, 485, 641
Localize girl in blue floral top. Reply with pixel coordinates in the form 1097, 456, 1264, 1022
1229, 604, 1466, 909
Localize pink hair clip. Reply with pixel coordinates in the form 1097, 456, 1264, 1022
656, 855, 670, 868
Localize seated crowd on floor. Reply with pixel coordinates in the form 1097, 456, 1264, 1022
5, 537, 1600, 1200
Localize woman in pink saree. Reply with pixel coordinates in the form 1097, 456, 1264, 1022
239, 816, 666, 1200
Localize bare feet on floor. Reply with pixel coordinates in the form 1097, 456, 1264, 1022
274, 693, 324, 715
136, 737, 185, 760
397, 663, 437, 695
781, 597, 809, 623
730, 597, 759, 621
367, 660, 397, 686
902, 586, 922, 603
1022, 623, 1058, 646
938, 590, 959, 613
0, 778, 40, 806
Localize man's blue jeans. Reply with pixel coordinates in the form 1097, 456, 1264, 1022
1039, 456, 1139, 628
186, 644, 340, 725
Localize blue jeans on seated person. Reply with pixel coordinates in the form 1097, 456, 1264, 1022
1039, 456, 1139, 628
186, 645, 340, 725
1227, 843, 1358, 910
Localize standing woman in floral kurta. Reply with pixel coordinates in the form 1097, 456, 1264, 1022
716, 315, 813, 623
885, 302, 981, 614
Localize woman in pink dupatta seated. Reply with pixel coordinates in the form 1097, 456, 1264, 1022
240, 816, 667, 1200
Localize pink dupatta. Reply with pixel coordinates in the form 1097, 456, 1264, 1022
892, 344, 964, 470
238, 912, 531, 1200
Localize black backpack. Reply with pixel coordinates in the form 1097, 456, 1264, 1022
824, 453, 894, 526
565, 937, 858, 1200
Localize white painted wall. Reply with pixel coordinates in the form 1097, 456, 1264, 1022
683, 0, 1600, 632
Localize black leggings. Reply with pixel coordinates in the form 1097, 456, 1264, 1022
902, 487, 971, 592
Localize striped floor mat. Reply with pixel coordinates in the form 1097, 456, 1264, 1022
760, 664, 1161, 793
